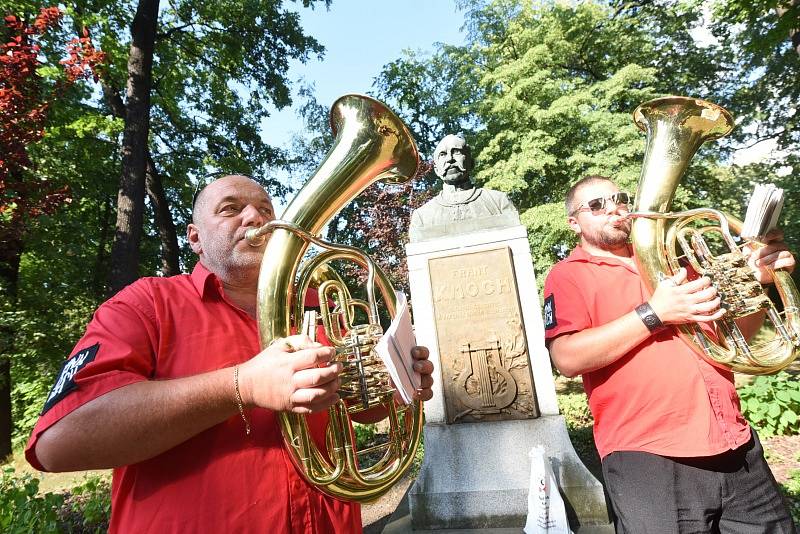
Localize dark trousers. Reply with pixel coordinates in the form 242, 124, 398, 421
601, 431, 797, 534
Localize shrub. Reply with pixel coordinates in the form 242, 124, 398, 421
779, 469, 800, 525
58, 475, 111, 533
411, 437, 425, 478
0, 468, 111, 534
0, 468, 64, 534
739, 372, 800, 437
353, 423, 377, 449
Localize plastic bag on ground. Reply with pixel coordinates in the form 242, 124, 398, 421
524, 445, 572, 534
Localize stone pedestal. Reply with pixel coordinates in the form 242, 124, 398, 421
404, 226, 611, 531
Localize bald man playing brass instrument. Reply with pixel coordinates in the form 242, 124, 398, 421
543, 175, 796, 533
25, 175, 435, 533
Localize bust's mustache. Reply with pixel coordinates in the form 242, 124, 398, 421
444, 164, 466, 174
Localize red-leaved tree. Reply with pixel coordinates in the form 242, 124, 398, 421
0, 7, 104, 458
327, 163, 435, 294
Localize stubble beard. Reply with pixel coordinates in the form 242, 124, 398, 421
203, 237, 265, 285
586, 220, 632, 250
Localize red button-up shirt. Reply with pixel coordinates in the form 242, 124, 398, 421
26, 262, 360, 533
543, 246, 751, 459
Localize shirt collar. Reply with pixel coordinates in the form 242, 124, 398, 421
565, 244, 637, 272
190, 261, 221, 300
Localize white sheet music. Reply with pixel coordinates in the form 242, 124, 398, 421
741, 183, 784, 240
374, 291, 420, 404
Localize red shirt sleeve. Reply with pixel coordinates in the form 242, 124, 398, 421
542, 263, 592, 343
25, 282, 157, 471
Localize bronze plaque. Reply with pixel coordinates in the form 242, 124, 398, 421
428, 247, 538, 424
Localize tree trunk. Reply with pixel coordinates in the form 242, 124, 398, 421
108, 0, 160, 295
93, 196, 114, 298
0, 230, 23, 459
776, 1, 800, 57
145, 155, 180, 276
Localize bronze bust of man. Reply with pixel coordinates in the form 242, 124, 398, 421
408, 134, 520, 242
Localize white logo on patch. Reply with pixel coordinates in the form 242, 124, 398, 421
543, 299, 554, 328
47, 348, 93, 402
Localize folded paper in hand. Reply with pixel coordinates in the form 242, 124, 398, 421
374, 291, 420, 404
741, 183, 784, 240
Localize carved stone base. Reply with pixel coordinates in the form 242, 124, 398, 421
407, 417, 611, 531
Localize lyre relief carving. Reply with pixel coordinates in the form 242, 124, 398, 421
455, 339, 517, 414
450, 315, 535, 422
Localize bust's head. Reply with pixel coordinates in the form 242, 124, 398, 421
433, 134, 474, 186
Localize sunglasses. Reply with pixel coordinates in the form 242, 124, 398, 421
571, 192, 632, 215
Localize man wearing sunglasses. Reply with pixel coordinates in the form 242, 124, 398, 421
542, 175, 796, 533
25, 174, 436, 533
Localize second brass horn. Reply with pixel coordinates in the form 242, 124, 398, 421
245, 94, 423, 502
629, 96, 800, 375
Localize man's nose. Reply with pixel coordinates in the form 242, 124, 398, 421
606, 199, 627, 215
241, 204, 266, 227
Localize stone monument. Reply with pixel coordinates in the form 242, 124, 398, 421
393, 135, 611, 532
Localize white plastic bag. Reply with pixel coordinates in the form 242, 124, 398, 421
524, 445, 573, 534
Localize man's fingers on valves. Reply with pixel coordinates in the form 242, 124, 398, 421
289, 346, 336, 371
289, 386, 340, 413
292, 364, 341, 390
693, 296, 722, 314
678, 276, 712, 292
270, 334, 318, 353
690, 306, 726, 322
689, 285, 718, 303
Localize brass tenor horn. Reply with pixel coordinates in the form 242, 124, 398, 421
629, 96, 800, 375
245, 95, 423, 502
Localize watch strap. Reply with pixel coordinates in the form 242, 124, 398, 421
635, 302, 665, 333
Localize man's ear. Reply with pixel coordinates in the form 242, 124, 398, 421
187, 223, 202, 255
567, 215, 581, 236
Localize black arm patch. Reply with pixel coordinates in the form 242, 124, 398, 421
543, 294, 557, 330
41, 343, 100, 415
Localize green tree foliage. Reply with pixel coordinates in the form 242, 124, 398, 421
342, 0, 740, 287
3, 0, 331, 449
702, 0, 800, 253
0, 6, 110, 458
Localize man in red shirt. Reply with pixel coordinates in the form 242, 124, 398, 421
543, 175, 797, 533
25, 174, 434, 533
